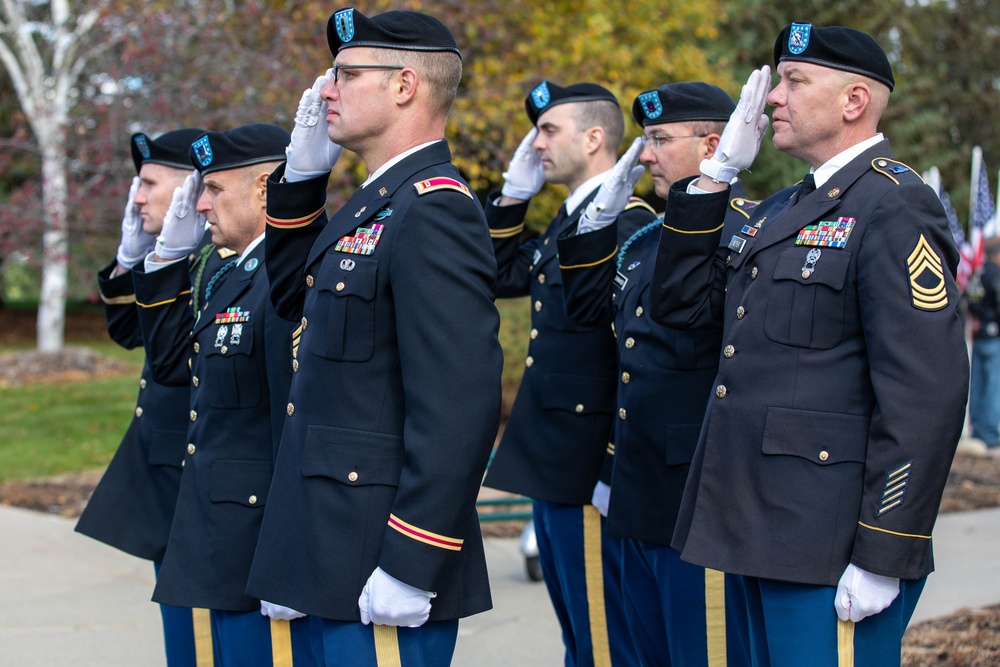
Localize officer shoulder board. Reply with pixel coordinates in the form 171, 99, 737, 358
624, 196, 656, 216
413, 177, 473, 199
729, 197, 761, 219
871, 158, 925, 186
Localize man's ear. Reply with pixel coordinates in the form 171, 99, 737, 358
397, 68, 418, 105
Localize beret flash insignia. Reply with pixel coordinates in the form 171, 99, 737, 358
789, 22, 811, 55
334, 8, 355, 42
530, 82, 551, 110
192, 136, 213, 168
134, 134, 151, 159
637, 91, 663, 120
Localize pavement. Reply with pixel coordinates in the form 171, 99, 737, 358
2, 505, 1000, 667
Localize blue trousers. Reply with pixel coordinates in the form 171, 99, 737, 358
317, 619, 459, 667
154, 561, 210, 667
739, 575, 925, 667
533, 499, 637, 667
970, 336, 1000, 445
211, 608, 319, 666
620, 539, 751, 666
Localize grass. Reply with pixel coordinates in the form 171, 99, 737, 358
0, 339, 144, 483
0, 299, 531, 484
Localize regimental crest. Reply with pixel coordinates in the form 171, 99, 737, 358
134, 134, 151, 159
637, 91, 663, 120
192, 136, 213, 168
334, 8, 355, 42
907, 233, 948, 311
530, 81, 551, 110
788, 23, 811, 54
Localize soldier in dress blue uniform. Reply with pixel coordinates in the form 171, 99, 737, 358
557, 82, 753, 666
244, 8, 503, 667
482, 81, 655, 667
75, 127, 230, 667
131, 123, 314, 666
650, 25, 968, 666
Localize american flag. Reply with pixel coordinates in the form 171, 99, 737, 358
969, 158, 996, 285
940, 188, 975, 292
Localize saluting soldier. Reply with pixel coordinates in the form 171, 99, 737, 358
483, 81, 655, 667
651, 25, 968, 665
245, 8, 503, 667
132, 124, 312, 665
75, 127, 232, 667
556, 83, 753, 666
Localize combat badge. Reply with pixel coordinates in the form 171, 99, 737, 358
336, 223, 384, 255
795, 217, 856, 248
907, 234, 948, 310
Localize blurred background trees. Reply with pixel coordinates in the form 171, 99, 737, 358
1, 0, 998, 348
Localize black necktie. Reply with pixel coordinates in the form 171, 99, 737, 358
795, 173, 816, 204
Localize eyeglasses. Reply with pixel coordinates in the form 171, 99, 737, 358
332, 64, 404, 83
642, 134, 708, 150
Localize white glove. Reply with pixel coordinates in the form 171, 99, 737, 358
358, 566, 436, 627
701, 65, 771, 183
591, 481, 611, 518
581, 137, 646, 232
260, 600, 307, 621
116, 176, 157, 267
834, 563, 900, 622
500, 128, 545, 200
155, 170, 206, 260
285, 69, 344, 182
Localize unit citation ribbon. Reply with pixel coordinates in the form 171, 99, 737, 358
335, 223, 385, 255
795, 217, 856, 248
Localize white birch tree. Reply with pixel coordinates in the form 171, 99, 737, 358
0, 0, 100, 351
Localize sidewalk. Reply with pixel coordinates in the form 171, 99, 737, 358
2, 504, 999, 666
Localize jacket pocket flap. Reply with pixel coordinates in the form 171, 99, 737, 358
209, 459, 273, 506
762, 406, 868, 465
301, 425, 403, 487
772, 247, 851, 290
317, 255, 378, 301
664, 423, 703, 465
537, 373, 615, 415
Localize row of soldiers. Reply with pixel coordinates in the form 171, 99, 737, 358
74, 6, 968, 667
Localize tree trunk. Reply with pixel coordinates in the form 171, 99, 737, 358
36, 136, 68, 352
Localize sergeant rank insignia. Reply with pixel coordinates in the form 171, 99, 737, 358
336, 223, 384, 255
907, 234, 948, 311
795, 217, 855, 248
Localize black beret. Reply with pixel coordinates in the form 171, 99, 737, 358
189, 123, 290, 176
525, 81, 619, 126
327, 7, 460, 58
130, 128, 205, 174
631, 82, 735, 127
774, 23, 894, 91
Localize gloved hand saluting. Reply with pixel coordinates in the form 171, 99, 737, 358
116, 176, 157, 268
581, 137, 645, 232
700, 65, 771, 184
155, 170, 206, 261
260, 600, 306, 621
500, 128, 545, 201
358, 566, 435, 627
834, 563, 900, 623
285, 69, 344, 183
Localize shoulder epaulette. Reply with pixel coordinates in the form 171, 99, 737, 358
872, 158, 925, 185
217, 247, 238, 259
729, 197, 761, 219
624, 196, 657, 216
413, 177, 473, 199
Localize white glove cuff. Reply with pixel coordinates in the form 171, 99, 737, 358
154, 237, 193, 261
284, 164, 330, 184
700, 158, 739, 184
500, 183, 537, 201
